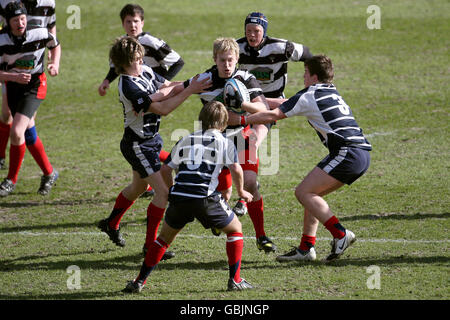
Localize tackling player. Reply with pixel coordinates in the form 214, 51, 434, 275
97, 3, 184, 197
123, 101, 254, 293
230, 55, 371, 262
0, 1, 60, 197
185, 37, 278, 253
97, 36, 210, 261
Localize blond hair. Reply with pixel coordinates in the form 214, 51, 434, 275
109, 36, 144, 74
213, 37, 239, 60
198, 101, 229, 131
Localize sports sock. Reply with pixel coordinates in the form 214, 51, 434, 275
7, 143, 26, 184
247, 197, 265, 238
137, 236, 169, 284
144, 202, 165, 249
324, 215, 346, 239
299, 234, 316, 251
108, 192, 135, 230
0, 121, 11, 159
226, 232, 244, 282
26, 135, 53, 176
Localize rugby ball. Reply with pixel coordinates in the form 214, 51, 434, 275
223, 78, 250, 114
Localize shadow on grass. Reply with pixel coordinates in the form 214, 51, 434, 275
0, 197, 116, 208
340, 212, 450, 221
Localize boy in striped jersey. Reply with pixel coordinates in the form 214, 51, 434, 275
232, 55, 371, 261
0, 0, 57, 171
0, 1, 60, 197
97, 3, 184, 197
97, 37, 210, 261
123, 101, 254, 293
186, 37, 278, 253
237, 12, 312, 99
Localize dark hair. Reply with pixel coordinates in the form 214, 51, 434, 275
304, 55, 334, 83
198, 101, 228, 131
120, 4, 144, 22
109, 36, 144, 74
3, 1, 27, 23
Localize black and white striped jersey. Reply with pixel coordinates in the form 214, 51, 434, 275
0, 27, 59, 75
193, 65, 263, 106
237, 36, 311, 98
0, 0, 56, 29
166, 129, 238, 201
118, 64, 166, 140
279, 83, 372, 151
106, 32, 184, 82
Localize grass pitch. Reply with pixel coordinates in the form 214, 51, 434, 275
0, 0, 448, 303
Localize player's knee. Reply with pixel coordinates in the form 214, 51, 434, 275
295, 185, 306, 204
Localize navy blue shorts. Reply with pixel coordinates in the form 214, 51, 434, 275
164, 194, 235, 230
317, 146, 370, 185
120, 134, 163, 178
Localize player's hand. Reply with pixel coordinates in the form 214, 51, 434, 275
14, 73, 31, 84
187, 74, 212, 93
224, 89, 244, 109
98, 79, 110, 96
238, 190, 253, 203
47, 63, 59, 76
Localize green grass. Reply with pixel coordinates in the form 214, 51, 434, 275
0, 0, 449, 302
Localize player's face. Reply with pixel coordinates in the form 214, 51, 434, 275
245, 24, 264, 48
9, 14, 27, 36
123, 15, 144, 38
303, 66, 318, 87
215, 50, 238, 78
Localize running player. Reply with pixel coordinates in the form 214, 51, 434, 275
0, 0, 57, 171
97, 3, 184, 197
231, 55, 371, 261
0, 1, 60, 197
185, 37, 278, 253
123, 101, 254, 293
237, 12, 312, 99
97, 36, 210, 261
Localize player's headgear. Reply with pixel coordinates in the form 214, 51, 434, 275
3, 1, 27, 23
245, 12, 268, 37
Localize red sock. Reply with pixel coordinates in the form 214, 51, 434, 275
226, 232, 243, 282
159, 149, 170, 162
108, 192, 135, 230
324, 216, 346, 239
7, 143, 26, 184
144, 203, 165, 249
0, 121, 11, 159
137, 236, 169, 283
247, 197, 265, 238
299, 234, 316, 251
26, 136, 53, 176
146, 185, 153, 192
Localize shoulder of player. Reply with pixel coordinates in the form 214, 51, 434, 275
26, 27, 53, 39
35, 0, 56, 8
138, 32, 165, 47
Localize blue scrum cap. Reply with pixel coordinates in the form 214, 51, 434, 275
245, 12, 268, 37
3, 1, 27, 23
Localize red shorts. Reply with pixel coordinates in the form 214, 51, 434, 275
217, 127, 259, 191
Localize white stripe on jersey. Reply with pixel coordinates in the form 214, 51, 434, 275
0, 28, 58, 75
323, 147, 348, 173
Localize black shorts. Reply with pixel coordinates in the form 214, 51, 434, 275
164, 194, 235, 230
120, 133, 163, 178
317, 146, 370, 185
6, 73, 47, 119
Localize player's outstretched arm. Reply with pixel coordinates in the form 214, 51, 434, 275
148, 74, 211, 116
47, 44, 61, 76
